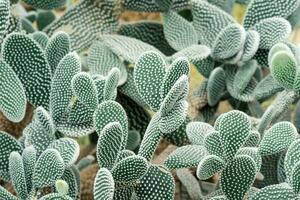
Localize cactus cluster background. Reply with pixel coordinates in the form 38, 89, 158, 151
1, 0, 300, 199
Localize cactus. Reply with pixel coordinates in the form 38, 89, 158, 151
2, 0, 300, 199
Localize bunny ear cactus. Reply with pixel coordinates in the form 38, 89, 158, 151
2, 33, 52, 108
164, 145, 207, 170
94, 168, 114, 200
50, 52, 81, 124
192, 0, 235, 46
24, 107, 56, 156
243, 0, 300, 29
33, 149, 65, 189
218, 110, 251, 161
44, 0, 121, 52
9, 151, 28, 199
134, 51, 190, 134
258, 122, 297, 156
211, 24, 246, 60
71, 72, 98, 111
162, 10, 198, 51
0, 131, 23, 181
111, 155, 148, 183
93, 100, 128, 146
31, 31, 49, 50
220, 155, 257, 200
88, 41, 127, 85
0, 0, 9, 41
251, 17, 291, 49
96, 122, 125, 169
45, 31, 71, 75
117, 21, 176, 56
135, 165, 175, 199
22, 0, 66, 9
48, 138, 80, 166
269, 43, 300, 93
0, 60, 26, 122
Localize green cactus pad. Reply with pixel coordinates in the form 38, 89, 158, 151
48, 138, 79, 166
134, 51, 166, 111
250, 183, 297, 200
116, 150, 135, 163
0, 131, 22, 181
103, 68, 120, 101
24, 121, 55, 156
39, 193, 73, 200
194, 57, 215, 78
212, 24, 246, 60
71, 72, 98, 110
99, 35, 164, 63
259, 122, 297, 156
220, 155, 256, 200
22, 146, 37, 194
285, 139, 300, 182
67, 100, 93, 124
163, 11, 198, 51
204, 131, 224, 159
186, 121, 214, 146
164, 145, 207, 170
113, 187, 134, 200
0, 186, 18, 200
117, 21, 176, 56
219, 110, 251, 161
254, 74, 284, 100
171, 44, 211, 64
207, 67, 226, 106
112, 155, 148, 183
2, 33, 52, 108
159, 75, 189, 117
45, 31, 71, 75
135, 165, 175, 200
35, 106, 55, 134
126, 130, 141, 151
58, 166, 80, 199
241, 30, 260, 61
97, 122, 124, 169
9, 152, 27, 199
192, 0, 235, 46
93, 101, 128, 143
33, 149, 65, 189
0, 0, 9, 41
268, 43, 293, 64
0, 60, 26, 123
123, 0, 189, 12
138, 114, 162, 161
244, 131, 261, 147
234, 60, 258, 94
154, 0, 172, 11
88, 41, 127, 85
197, 155, 225, 180
243, 0, 300, 29
22, 0, 66, 9
50, 52, 81, 124
31, 31, 49, 49
291, 161, 300, 194
158, 100, 188, 133
252, 17, 291, 49
225, 66, 256, 102
160, 57, 190, 100
237, 147, 262, 171
44, 0, 119, 51
94, 168, 114, 200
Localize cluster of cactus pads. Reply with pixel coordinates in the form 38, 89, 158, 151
2, 0, 300, 199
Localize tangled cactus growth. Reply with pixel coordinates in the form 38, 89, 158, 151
2, 0, 300, 199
